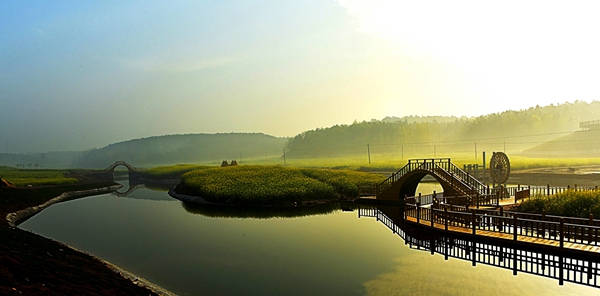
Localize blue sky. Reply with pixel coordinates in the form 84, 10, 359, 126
2, 1, 600, 152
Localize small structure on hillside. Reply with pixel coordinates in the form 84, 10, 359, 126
580, 120, 600, 130
221, 160, 239, 167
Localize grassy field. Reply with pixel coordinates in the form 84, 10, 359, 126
518, 190, 600, 218
170, 153, 600, 172
142, 164, 213, 180
177, 165, 386, 206
0, 166, 78, 187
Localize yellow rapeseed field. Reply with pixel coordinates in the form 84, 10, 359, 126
178, 165, 385, 205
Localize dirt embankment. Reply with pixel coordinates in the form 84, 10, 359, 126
0, 179, 172, 295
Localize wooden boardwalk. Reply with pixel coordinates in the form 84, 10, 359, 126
405, 215, 600, 255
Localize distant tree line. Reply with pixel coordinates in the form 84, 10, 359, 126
284, 101, 600, 158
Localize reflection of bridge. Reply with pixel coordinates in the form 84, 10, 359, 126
359, 206, 600, 288
112, 183, 146, 197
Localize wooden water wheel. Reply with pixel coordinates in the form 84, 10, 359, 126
490, 152, 510, 185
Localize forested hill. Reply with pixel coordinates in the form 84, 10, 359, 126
73, 133, 287, 168
284, 101, 600, 158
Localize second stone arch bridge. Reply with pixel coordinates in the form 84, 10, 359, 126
104, 161, 145, 181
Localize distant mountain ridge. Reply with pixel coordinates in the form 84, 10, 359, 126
73, 133, 287, 168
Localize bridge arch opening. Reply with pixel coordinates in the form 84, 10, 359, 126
395, 170, 460, 200
415, 176, 443, 195
103, 161, 143, 184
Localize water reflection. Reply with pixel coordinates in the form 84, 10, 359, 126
182, 202, 349, 219
110, 181, 174, 201
19, 183, 600, 295
360, 206, 600, 290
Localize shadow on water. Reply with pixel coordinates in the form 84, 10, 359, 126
359, 206, 600, 290
181, 202, 358, 219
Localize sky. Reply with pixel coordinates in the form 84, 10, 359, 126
2, 1, 600, 153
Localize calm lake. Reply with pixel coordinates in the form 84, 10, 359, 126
20, 181, 597, 296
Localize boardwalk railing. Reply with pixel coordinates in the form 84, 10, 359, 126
404, 202, 600, 248
408, 191, 500, 208
359, 207, 600, 288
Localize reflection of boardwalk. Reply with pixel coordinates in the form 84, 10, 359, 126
359, 207, 600, 288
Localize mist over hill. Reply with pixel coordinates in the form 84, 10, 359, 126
72, 133, 287, 169
3, 101, 599, 169
284, 101, 600, 158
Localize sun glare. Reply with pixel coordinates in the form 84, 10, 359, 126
339, 0, 600, 110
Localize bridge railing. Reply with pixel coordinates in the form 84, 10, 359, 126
368, 158, 484, 198
446, 162, 487, 194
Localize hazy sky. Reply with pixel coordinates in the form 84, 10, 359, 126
2, 1, 600, 153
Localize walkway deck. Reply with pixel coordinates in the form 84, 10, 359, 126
405, 215, 600, 255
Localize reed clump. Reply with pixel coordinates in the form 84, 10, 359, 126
518, 190, 600, 218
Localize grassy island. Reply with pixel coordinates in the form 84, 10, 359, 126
176, 165, 386, 206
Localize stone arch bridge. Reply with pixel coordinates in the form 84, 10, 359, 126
97, 161, 145, 182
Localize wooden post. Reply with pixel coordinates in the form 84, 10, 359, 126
444, 207, 448, 231
403, 194, 407, 221
513, 214, 518, 241
499, 207, 504, 231
589, 214, 594, 244
541, 210, 546, 238
476, 192, 480, 209
547, 184, 550, 196
430, 238, 435, 255
417, 202, 421, 224
431, 208, 435, 228
560, 218, 564, 248
472, 210, 476, 235
444, 237, 448, 260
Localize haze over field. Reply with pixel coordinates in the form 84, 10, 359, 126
2, 1, 600, 153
